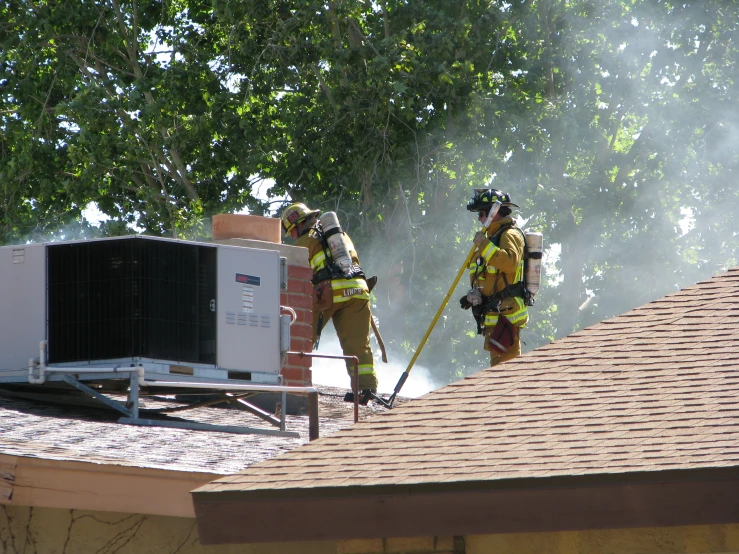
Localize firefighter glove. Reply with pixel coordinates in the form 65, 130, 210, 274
473, 231, 488, 247
459, 295, 472, 310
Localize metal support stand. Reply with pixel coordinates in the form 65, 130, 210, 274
61, 375, 134, 417
117, 417, 301, 437
16, 351, 330, 438
226, 393, 282, 426
280, 390, 287, 432
45, 372, 316, 438
308, 391, 319, 441
126, 379, 318, 437
127, 371, 140, 419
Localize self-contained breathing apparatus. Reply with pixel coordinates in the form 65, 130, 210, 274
310, 211, 366, 286
467, 223, 543, 336
310, 212, 367, 349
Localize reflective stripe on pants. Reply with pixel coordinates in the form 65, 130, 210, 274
313, 296, 378, 391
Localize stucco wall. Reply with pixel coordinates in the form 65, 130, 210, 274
327, 529, 739, 554
466, 524, 739, 554
0, 505, 333, 554
335, 537, 464, 553
5, 505, 739, 554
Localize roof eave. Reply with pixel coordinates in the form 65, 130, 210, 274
193, 466, 739, 545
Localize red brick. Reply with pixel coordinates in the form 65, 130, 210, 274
288, 278, 313, 295
287, 277, 305, 289
290, 323, 313, 339
288, 265, 313, 280
282, 367, 313, 386
289, 338, 313, 354
280, 367, 307, 384
284, 377, 309, 387
285, 293, 313, 310
295, 308, 313, 324
287, 336, 313, 354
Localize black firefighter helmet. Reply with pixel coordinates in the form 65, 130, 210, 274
466, 188, 520, 212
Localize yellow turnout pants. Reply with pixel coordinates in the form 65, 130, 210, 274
314, 297, 378, 391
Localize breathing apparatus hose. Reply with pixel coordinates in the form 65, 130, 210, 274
384, 202, 501, 408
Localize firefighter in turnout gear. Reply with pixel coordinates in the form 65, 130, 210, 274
281, 203, 379, 402
460, 189, 529, 365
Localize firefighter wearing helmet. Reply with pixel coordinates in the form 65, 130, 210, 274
460, 188, 529, 365
281, 202, 379, 403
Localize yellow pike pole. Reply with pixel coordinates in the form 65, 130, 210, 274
383, 202, 501, 408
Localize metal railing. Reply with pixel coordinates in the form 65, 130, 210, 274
286, 351, 360, 423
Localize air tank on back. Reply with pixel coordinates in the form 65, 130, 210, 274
319, 212, 353, 274
524, 231, 543, 302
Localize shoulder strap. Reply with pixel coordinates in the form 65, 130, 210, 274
491, 224, 527, 249
312, 224, 366, 282
490, 223, 514, 246
484, 224, 529, 303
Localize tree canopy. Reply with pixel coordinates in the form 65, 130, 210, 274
2, 0, 738, 386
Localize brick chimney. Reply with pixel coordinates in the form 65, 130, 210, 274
212, 213, 281, 243
211, 214, 313, 387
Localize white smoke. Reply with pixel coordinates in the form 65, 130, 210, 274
310, 322, 440, 398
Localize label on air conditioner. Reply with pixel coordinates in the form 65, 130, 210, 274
235, 273, 261, 286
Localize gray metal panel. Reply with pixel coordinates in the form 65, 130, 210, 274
0, 244, 47, 371
216, 246, 281, 374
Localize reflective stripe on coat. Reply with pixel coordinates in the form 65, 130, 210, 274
468, 217, 529, 329
297, 231, 369, 302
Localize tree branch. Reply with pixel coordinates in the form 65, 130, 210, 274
380, 0, 390, 38
312, 64, 338, 112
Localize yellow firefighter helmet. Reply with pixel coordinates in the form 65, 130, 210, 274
281, 203, 321, 233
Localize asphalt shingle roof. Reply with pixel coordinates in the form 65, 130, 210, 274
0, 386, 392, 475
197, 268, 739, 494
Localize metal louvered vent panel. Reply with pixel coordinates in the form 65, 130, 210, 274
47, 238, 216, 365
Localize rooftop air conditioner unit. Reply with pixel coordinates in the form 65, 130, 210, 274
0, 236, 288, 385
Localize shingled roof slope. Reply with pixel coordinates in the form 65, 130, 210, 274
196, 268, 739, 494
0, 386, 388, 475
